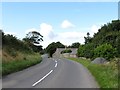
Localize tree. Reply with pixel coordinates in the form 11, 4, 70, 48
46, 42, 57, 57
55, 41, 65, 48
45, 41, 65, 57
23, 31, 43, 52
77, 43, 95, 58
68, 42, 80, 48
25, 31, 43, 45
84, 32, 92, 44
61, 49, 72, 54
94, 43, 117, 60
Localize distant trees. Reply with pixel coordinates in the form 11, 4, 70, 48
46, 42, 65, 57
46, 42, 57, 57
61, 49, 72, 54
77, 20, 120, 60
68, 42, 80, 48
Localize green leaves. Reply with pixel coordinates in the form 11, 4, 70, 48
94, 43, 117, 60
61, 49, 72, 54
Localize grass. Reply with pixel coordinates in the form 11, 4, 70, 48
68, 57, 118, 88
2, 52, 42, 76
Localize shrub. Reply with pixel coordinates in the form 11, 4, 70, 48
77, 43, 95, 58
94, 43, 117, 60
61, 49, 72, 54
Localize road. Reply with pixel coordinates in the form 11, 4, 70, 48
2, 55, 99, 88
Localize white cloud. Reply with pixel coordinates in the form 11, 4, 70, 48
48, 31, 86, 47
25, 23, 102, 48
58, 31, 86, 39
61, 20, 75, 29
40, 23, 56, 39
91, 25, 99, 33
25, 23, 57, 48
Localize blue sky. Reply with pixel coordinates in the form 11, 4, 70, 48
2, 2, 118, 48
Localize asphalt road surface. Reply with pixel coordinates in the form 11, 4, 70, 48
2, 55, 99, 88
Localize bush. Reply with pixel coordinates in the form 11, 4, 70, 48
94, 43, 117, 60
77, 43, 95, 58
61, 49, 72, 54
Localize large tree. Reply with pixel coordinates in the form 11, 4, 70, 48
45, 41, 65, 57
24, 31, 43, 45
46, 42, 57, 57
23, 31, 43, 52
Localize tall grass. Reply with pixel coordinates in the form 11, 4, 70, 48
68, 58, 118, 88
2, 52, 42, 76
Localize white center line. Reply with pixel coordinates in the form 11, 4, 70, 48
55, 63, 58, 67
32, 70, 53, 87
55, 60, 57, 63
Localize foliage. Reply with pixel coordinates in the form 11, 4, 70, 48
46, 42, 65, 57
25, 31, 43, 45
55, 41, 65, 48
84, 32, 92, 44
2, 32, 32, 53
94, 43, 117, 60
68, 42, 80, 48
46, 42, 57, 57
77, 43, 95, 59
2, 53, 42, 76
77, 20, 120, 59
61, 49, 72, 54
23, 31, 43, 52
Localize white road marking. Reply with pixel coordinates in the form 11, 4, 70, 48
55, 63, 58, 67
55, 60, 57, 63
32, 70, 53, 87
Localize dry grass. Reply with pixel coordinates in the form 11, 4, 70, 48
2, 49, 42, 76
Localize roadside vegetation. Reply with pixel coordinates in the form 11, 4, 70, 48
2, 52, 41, 76
68, 57, 118, 88
68, 20, 120, 88
61, 49, 72, 54
2, 30, 43, 76
77, 20, 120, 60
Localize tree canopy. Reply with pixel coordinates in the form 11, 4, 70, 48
45, 42, 65, 57
77, 20, 120, 60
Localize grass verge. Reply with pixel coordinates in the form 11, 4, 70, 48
68, 57, 118, 88
2, 53, 42, 76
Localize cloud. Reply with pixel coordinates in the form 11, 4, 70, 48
25, 23, 102, 48
50, 31, 86, 47
58, 31, 86, 39
40, 23, 56, 39
91, 25, 99, 33
61, 20, 75, 29
89, 24, 101, 37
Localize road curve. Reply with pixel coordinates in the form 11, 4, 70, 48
2, 57, 99, 88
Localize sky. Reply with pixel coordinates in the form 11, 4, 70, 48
1, 1, 119, 48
